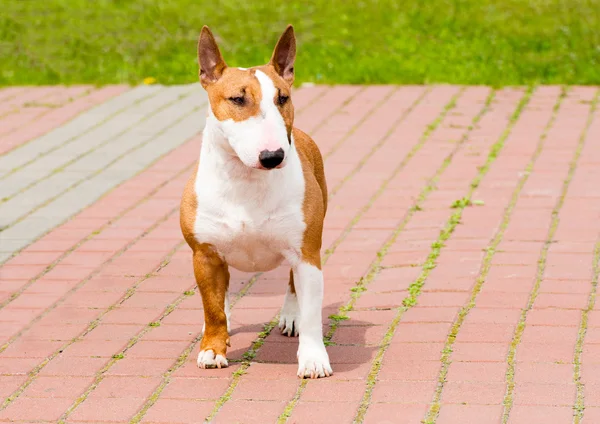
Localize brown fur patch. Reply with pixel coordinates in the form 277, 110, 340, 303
205, 68, 262, 122
193, 244, 230, 357
180, 163, 199, 248
294, 127, 328, 268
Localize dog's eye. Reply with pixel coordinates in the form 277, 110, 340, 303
229, 96, 245, 106
277, 95, 289, 106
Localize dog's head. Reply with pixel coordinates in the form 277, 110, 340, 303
198, 25, 296, 170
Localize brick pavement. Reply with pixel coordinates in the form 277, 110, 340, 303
0, 84, 599, 423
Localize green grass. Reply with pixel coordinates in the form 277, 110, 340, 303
1, 0, 599, 86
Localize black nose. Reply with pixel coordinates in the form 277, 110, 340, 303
258, 148, 285, 169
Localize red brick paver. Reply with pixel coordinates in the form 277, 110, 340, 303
0, 84, 598, 424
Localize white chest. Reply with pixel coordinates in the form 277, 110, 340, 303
192, 151, 306, 273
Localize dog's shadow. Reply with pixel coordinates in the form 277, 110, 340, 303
226, 301, 381, 374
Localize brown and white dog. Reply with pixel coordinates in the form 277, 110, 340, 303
180, 25, 332, 378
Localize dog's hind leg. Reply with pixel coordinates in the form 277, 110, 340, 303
193, 244, 230, 369
279, 269, 300, 337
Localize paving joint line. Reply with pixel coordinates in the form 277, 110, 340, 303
322, 86, 398, 161
288, 85, 363, 143
349, 87, 536, 423
501, 88, 600, 423
421, 86, 568, 423
0, 88, 28, 108
295, 85, 332, 113
130, 87, 461, 424
573, 240, 600, 423
290, 85, 336, 117
0, 87, 68, 122
305, 86, 365, 139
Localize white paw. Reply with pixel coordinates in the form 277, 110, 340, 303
297, 342, 332, 379
279, 291, 300, 337
197, 349, 228, 369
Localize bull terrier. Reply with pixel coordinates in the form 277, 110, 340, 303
180, 25, 332, 378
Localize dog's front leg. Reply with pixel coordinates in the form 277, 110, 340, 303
193, 244, 230, 369
293, 261, 332, 378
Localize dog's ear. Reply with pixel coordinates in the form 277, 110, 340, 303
269, 25, 296, 85
198, 26, 227, 88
